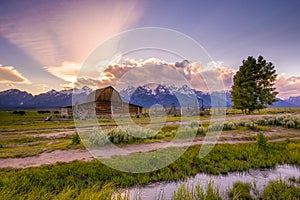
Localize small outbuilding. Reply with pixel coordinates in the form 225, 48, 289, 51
61, 105, 73, 118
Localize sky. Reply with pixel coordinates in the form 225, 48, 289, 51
0, 0, 299, 99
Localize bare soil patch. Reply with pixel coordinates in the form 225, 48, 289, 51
0, 150, 93, 168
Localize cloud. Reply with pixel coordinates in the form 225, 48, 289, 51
52, 57, 299, 99
75, 77, 99, 90
72, 58, 234, 92
217, 66, 236, 90
0, 1, 144, 66
44, 61, 81, 82
0, 65, 31, 84
275, 75, 300, 99
6, 83, 15, 87
37, 84, 48, 90
59, 83, 74, 90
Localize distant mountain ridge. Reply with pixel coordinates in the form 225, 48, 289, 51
119, 84, 297, 108
0, 87, 92, 110
0, 85, 298, 110
285, 96, 300, 106
119, 84, 231, 108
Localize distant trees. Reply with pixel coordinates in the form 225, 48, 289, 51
37, 110, 51, 114
11, 111, 26, 115
231, 56, 278, 114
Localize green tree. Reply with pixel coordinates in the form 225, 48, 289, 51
231, 56, 278, 113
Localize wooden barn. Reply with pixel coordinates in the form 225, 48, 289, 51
62, 86, 142, 118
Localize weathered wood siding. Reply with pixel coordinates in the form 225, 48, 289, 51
66, 86, 143, 118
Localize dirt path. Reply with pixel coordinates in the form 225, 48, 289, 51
31, 131, 75, 139
0, 150, 93, 168
1, 135, 299, 169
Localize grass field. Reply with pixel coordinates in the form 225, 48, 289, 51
1, 110, 300, 159
0, 108, 300, 199
1, 139, 300, 199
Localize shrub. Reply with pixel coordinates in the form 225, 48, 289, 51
245, 121, 258, 131
257, 133, 268, 150
256, 118, 268, 126
89, 129, 109, 146
285, 120, 295, 128
164, 131, 175, 138
12, 111, 26, 115
275, 115, 284, 126
207, 123, 223, 132
95, 126, 158, 144
237, 121, 246, 127
177, 126, 198, 139
223, 122, 237, 130
71, 133, 81, 145
190, 121, 199, 128
197, 126, 206, 136
154, 133, 164, 139
295, 120, 300, 129
0, 144, 3, 148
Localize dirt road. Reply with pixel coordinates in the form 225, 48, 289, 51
1, 134, 299, 169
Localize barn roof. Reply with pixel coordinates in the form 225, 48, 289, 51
61, 86, 143, 108
87, 86, 122, 102
86, 86, 122, 103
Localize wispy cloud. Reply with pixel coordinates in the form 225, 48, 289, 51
0, 65, 31, 84
0, 1, 144, 66
44, 61, 81, 82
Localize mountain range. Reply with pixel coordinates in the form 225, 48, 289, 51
0, 85, 298, 110
0, 87, 91, 110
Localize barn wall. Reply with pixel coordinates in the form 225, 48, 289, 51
128, 104, 141, 115
95, 101, 112, 117
71, 86, 143, 118
72, 102, 142, 118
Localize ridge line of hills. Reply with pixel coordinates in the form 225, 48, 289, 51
0, 85, 299, 110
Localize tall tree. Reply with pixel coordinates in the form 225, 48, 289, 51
231, 56, 278, 113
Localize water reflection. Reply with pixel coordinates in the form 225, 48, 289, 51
129, 165, 300, 199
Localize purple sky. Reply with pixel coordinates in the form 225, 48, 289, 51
0, 0, 299, 98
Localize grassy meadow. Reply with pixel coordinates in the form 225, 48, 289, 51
0, 108, 300, 199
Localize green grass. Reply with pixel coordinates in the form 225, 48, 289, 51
263, 178, 300, 199
0, 110, 221, 131
1, 110, 298, 132
1, 139, 300, 198
1, 112, 299, 159
0, 139, 82, 158
172, 181, 221, 200
1, 109, 300, 198
228, 182, 253, 200
0, 110, 75, 131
